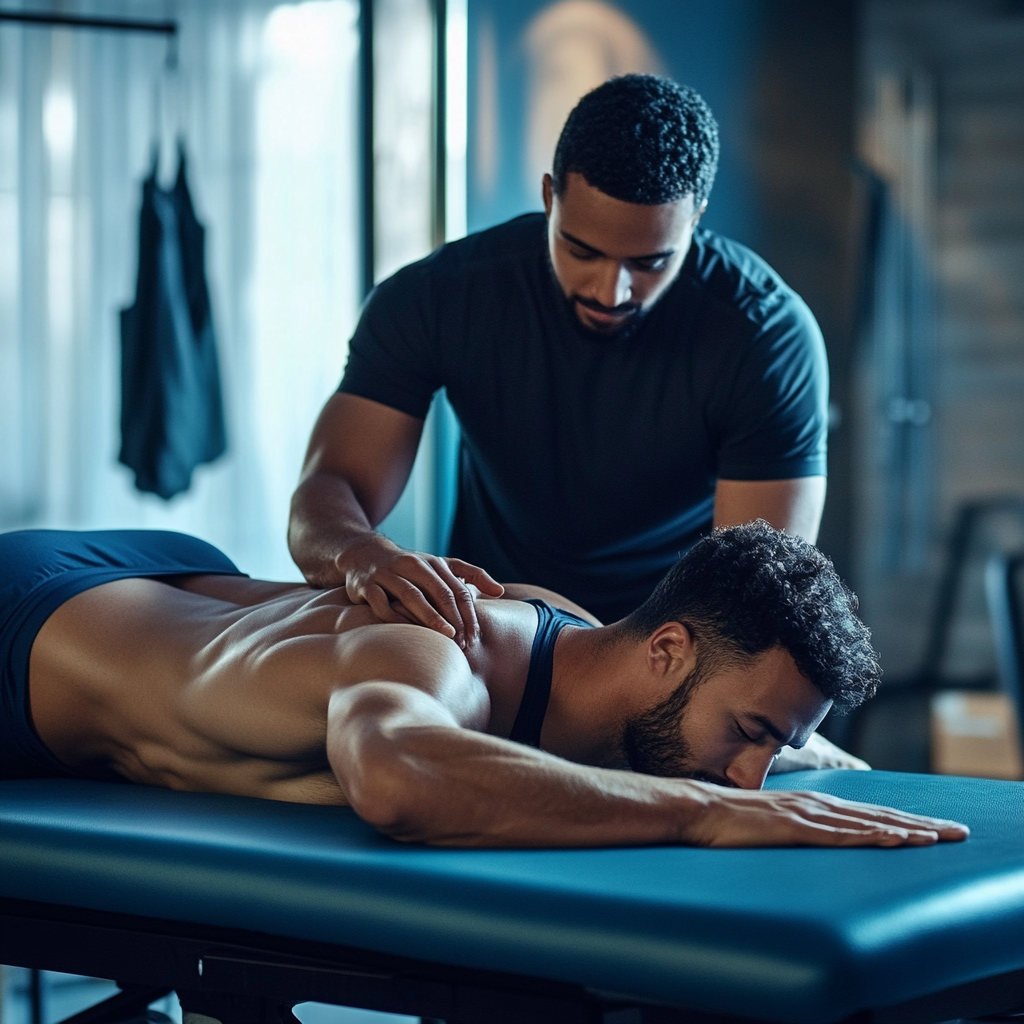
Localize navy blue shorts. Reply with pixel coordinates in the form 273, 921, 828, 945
0, 529, 244, 780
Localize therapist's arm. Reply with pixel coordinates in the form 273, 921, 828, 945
289, 393, 503, 646
714, 477, 827, 543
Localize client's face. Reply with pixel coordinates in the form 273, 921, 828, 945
622, 646, 830, 789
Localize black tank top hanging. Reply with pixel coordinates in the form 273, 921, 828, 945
119, 143, 226, 499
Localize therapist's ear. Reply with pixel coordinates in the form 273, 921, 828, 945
692, 199, 707, 226
543, 174, 554, 217
646, 622, 697, 679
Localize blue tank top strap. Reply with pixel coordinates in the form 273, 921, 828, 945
508, 599, 592, 749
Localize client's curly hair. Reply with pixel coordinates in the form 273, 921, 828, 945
620, 521, 880, 711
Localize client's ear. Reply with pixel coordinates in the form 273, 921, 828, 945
646, 622, 697, 679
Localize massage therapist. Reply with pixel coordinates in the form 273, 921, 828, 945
288, 75, 828, 644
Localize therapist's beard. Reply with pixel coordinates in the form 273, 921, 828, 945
545, 250, 649, 342
620, 669, 733, 787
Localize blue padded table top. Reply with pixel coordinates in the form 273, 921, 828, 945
1, 770, 1022, 1024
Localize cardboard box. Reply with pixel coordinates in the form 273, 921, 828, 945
931, 691, 1024, 780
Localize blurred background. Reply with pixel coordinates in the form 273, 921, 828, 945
1, 0, 1022, 1019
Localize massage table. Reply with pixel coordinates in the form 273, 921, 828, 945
1, 769, 1022, 1024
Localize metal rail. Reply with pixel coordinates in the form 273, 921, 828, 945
0, 10, 176, 36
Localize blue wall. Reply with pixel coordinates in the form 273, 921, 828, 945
467, 0, 765, 249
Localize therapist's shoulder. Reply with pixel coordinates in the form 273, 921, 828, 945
342, 214, 550, 418
382, 212, 548, 290
679, 228, 818, 340
456, 212, 548, 265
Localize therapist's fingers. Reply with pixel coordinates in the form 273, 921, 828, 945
347, 566, 454, 635
382, 571, 462, 640
445, 557, 505, 596
382, 555, 474, 645
345, 546, 496, 645
389, 554, 500, 647
430, 557, 497, 643
346, 548, 463, 640
359, 582, 421, 627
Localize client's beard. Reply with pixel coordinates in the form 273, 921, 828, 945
620, 669, 732, 786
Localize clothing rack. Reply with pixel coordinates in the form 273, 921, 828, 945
0, 8, 178, 68
0, 10, 176, 36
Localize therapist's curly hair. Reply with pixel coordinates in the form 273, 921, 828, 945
552, 74, 719, 206
620, 521, 881, 711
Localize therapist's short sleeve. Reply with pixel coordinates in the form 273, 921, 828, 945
713, 291, 829, 481
338, 260, 441, 420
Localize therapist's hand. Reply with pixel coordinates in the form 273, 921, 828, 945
290, 394, 504, 647
768, 732, 871, 774
341, 533, 504, 647
692, 787, 969, 847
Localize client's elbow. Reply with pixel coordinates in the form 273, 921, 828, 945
346, 756, 426, 842
326, 720, 435, 842
327, 682, 475, 844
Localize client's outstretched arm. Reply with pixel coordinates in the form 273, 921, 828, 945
327, 683, 966, 849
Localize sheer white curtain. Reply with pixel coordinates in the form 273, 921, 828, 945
0, 0, 360, 580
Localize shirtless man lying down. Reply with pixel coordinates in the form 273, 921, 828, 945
0, 521, 967, 848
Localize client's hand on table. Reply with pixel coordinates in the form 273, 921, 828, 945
341, 534, 504, 648
769, 732, 870, 774
693, 786, 970, 847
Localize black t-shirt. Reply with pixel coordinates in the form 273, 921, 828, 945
340, 213, 828, 623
